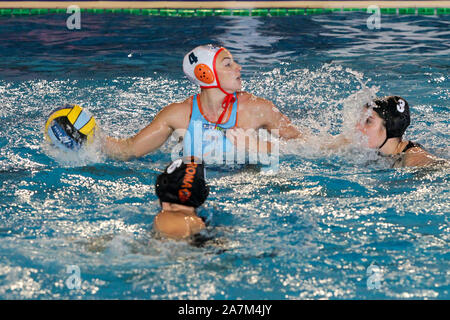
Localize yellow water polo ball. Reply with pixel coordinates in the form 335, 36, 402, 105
44, 104, 97, 150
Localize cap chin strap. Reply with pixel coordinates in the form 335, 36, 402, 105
378, 132, 401, 150
216, 88, 235, 129
378, 135, 389, 150
200, 86, 235, 129
199, 47, 236, 129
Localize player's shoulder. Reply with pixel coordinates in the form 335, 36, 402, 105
156, 96, 193, 122
154, 96, 193, 129
237, 91, 275, 111
402, 145, 440, 167
164, 96, 193, 112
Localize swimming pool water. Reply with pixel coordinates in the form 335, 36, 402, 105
0, 13, 449, 299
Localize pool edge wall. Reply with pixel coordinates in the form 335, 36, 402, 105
0, 1, 449, 9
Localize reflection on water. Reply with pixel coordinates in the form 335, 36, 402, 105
214, 17, 292, 66
1, 14, 449, 79
315, 14, 450, 58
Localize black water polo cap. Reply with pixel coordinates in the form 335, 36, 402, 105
155, 157, 209, 208
368, 96, 411, 139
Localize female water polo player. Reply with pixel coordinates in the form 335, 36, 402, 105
154, 157, 209, 240
356, 96, 443, 167
102, 45, 303, 162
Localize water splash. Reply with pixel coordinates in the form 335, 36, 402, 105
41, 126, 106, 167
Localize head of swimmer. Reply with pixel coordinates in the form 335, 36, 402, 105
356, 96, 409, 150
356, 105, 389, 149
214, 48, 242, 93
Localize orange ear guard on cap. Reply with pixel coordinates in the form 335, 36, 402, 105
194, 64, 215, 84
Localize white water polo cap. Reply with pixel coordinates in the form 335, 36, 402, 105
183, 45, 236, 128
183, 44, 224, 88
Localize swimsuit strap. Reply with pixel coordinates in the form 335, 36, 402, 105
402, 141, 423, 153
194, 93, 238, 129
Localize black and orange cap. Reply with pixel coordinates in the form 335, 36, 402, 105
155, 157, 209, 208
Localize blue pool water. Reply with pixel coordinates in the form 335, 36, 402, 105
0, 13, 449, 299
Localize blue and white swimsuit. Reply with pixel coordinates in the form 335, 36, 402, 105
182, 93, 238, 162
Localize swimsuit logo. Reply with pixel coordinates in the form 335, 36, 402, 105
397, 99, 405, 113
188, 52, 198, 65
203, 123, 225, 132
